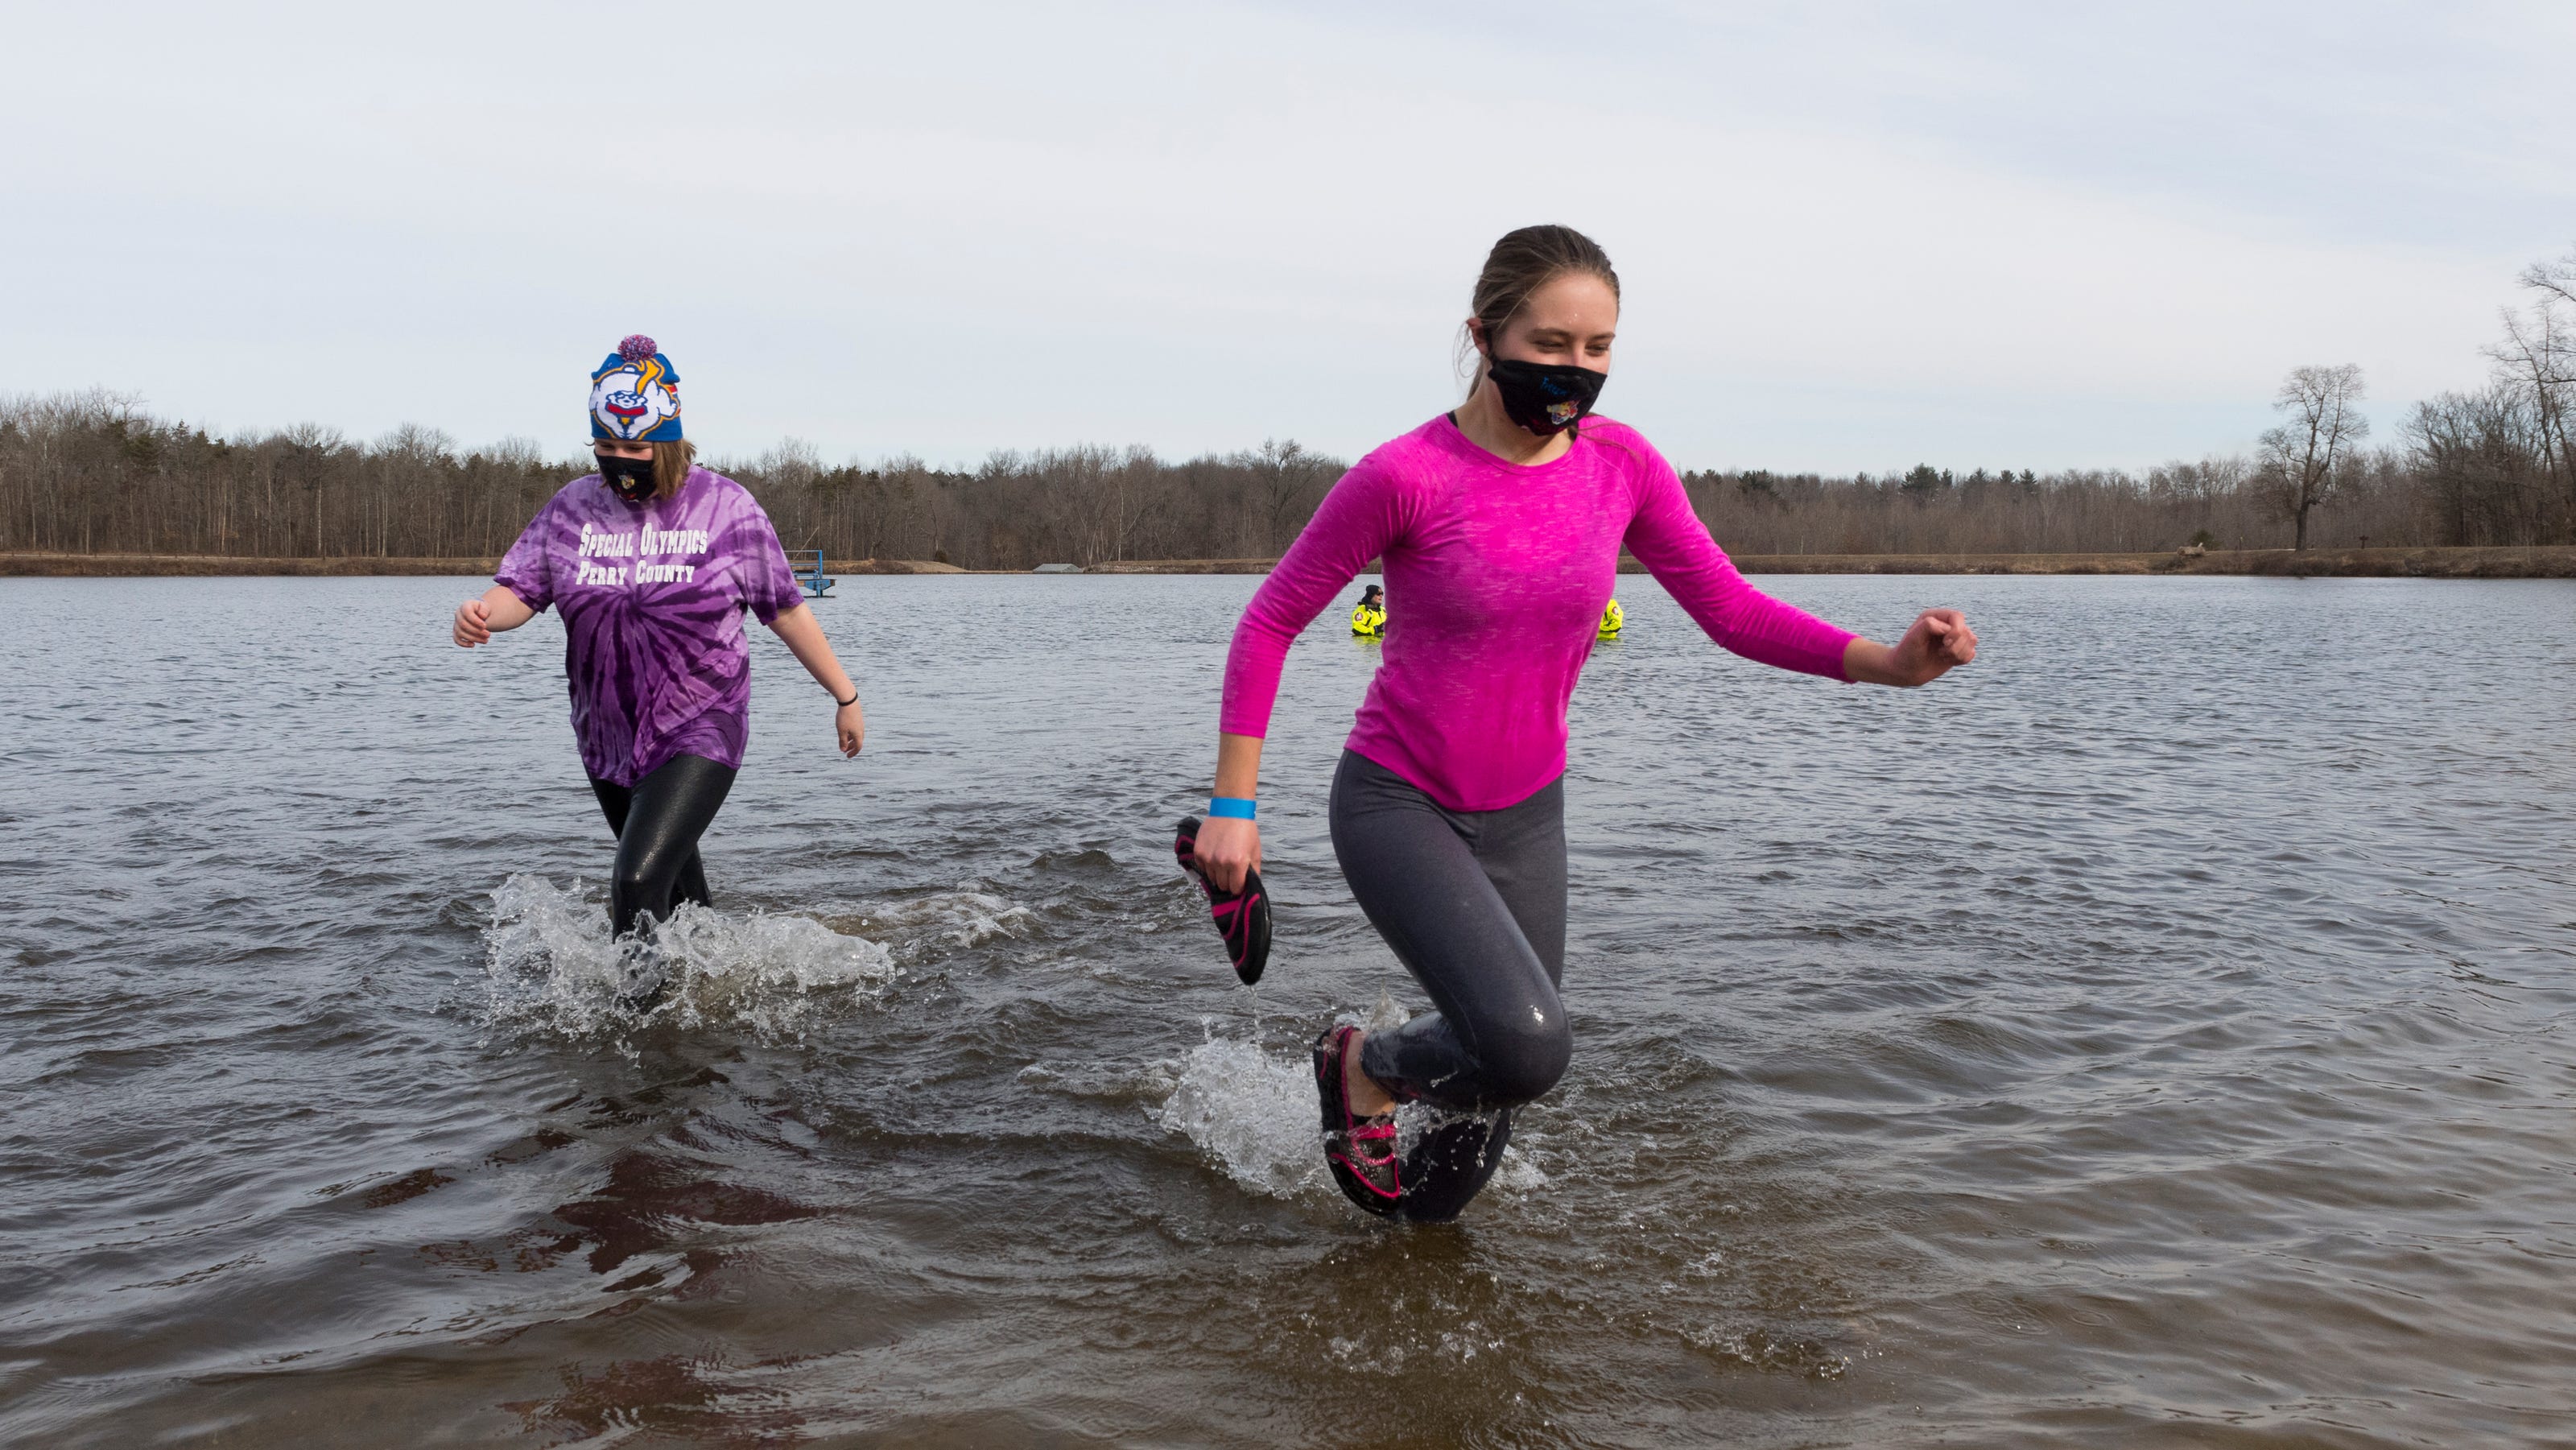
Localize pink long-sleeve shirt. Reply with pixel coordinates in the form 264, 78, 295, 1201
1220, 414, 1856, 812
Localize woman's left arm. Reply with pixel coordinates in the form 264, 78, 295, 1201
1621, 441, 1975, 686
767, 604, 865, 758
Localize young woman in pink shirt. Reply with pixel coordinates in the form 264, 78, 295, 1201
1183, 225, 1979, 1221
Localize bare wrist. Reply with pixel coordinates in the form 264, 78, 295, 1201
1845, 639, 1908, 687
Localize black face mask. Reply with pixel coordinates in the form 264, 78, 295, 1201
598, 452, 657, 503
1488, 357, 1607, 436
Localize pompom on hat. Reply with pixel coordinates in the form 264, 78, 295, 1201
588, 334, 683, 442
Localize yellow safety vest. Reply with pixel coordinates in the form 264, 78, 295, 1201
1351, 604, 1386, 637
1597, 599, 1624, 638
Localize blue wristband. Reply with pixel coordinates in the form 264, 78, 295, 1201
1208, 796, 1257, 820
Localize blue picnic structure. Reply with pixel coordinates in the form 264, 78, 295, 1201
790, 549, 834, 598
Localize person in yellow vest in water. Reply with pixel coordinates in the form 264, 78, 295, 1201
1351, 585, 1387, 638
1598, 597, 1624, 639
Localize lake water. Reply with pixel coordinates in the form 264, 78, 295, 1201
2, 572, 2570, 1448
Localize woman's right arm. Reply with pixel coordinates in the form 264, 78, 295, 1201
1193, 459, 1406, 893
453, 585, 537, 647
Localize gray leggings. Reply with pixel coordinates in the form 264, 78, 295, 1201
1330, 750, 1571, 1110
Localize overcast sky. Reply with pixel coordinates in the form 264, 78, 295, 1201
8, 1, 2570, 473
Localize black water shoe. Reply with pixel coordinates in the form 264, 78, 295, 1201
1174, 816, 1272, 985
1313, 1025, 1402, 1215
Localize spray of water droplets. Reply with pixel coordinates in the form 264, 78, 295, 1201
481, 874, 898, 1043
1154, 997, 1546, 1201
1157, 1035, 1327, 1198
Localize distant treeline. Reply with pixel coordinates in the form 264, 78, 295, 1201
6, 249, 2568, 565
0, 403, 1345, 568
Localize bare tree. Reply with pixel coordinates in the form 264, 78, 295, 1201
756, 437, 824, 485
370, 423, 456, 556
1015, 444, 1161, 565
745, 438, 825, 547
2259, 365, 2369, 551
2490, 304, 2574, 505
1250, 438, 1334, 554
2405, 386, 2553, 545
2520, 242, 2576, 309
2495, 245, 2576, 514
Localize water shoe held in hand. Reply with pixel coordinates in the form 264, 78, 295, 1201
1174, 816, 1272, 985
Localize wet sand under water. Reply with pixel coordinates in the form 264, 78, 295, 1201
1, 572, 2570, 1448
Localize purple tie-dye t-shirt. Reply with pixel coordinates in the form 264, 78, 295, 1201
496, 466, 803, 787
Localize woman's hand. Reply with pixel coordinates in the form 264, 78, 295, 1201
836, 699, 865, 758
452, 587, 534, 647
453, 597, 493, 648
1845, 609, 1978, 686
1194, 814, 1261, 894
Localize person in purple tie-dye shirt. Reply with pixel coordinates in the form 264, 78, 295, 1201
451, 337, 865, 1010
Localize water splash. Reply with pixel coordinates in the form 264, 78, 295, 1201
1154, 1006, 1542, 1202
1678, 1324, 1853, 1380
1489, 1138, 1549, 1192
1157, 1034, 1323, 1199
825, 890, 1037, 960
481, 874, 898, 1043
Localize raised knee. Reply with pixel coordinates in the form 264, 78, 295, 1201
1476, 1008, 1571, 1107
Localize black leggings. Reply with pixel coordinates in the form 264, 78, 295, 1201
588, 754, 737, 938
1329, 750, 1570, 1220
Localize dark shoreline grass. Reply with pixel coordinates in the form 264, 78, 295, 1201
3, 546, 2570, 579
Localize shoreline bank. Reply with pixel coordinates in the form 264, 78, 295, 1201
4, 546, 2570, 579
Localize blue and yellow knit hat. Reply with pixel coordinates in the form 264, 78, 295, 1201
588, 334, 684, 442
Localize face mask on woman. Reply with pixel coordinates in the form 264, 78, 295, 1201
1488, 357, 1607, 436
598, 452, 657, 503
